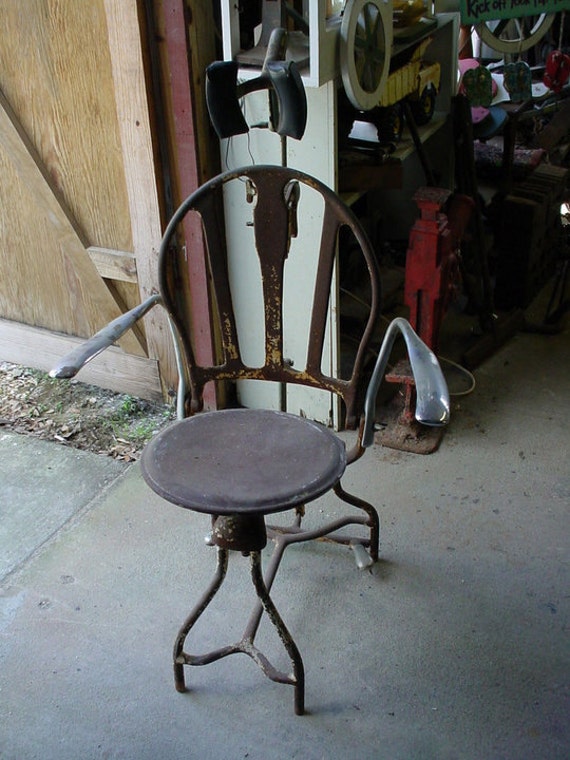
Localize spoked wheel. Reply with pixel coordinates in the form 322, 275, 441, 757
340, 0, 392, 110
475, 13, 556, 54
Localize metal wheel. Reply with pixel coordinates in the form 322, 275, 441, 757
374, 104, 404, 144
475, 13, 556, 54
340, 0, 392, 111
409, 84, 437, 126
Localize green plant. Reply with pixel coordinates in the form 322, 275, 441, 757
105, 394, 174, 448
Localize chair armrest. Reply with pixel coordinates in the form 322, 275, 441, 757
362, 318, 450, 448
49, 294, 162, 379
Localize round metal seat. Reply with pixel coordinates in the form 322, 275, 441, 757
141, 408, 347, 517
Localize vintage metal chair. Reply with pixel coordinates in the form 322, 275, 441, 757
51, 165, 449, 715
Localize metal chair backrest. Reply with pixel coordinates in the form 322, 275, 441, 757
159, 165, 381, 427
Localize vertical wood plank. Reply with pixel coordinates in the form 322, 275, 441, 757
103, 0, 177, 394
156, 0, 218, 406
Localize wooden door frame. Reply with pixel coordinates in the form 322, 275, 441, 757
0, 0, 218, 405
149, 0, 220, 407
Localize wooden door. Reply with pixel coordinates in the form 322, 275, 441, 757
0, 0, 176, 400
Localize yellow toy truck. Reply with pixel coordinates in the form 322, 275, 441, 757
376, 37, 441, 140
339, 36, 441, 146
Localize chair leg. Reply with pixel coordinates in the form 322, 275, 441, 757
171, 544, 304, 714
333, 481, 379, 562
173, 547, 229, 692
267, 489, 379, 567
249, 551, 305, 716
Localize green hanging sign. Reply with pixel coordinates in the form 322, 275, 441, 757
460, 0, 570, 25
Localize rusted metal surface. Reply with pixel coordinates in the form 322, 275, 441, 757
170, 498, 379, 716
157, 165, 381, 428
140, 165, 384, 714
171, 546, 304, 715
211, 514, 267, 551
379, 360, 446, 454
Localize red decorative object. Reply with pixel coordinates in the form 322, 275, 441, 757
543, 50, 570, 93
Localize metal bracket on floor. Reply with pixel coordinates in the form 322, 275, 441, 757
376, 359, 446, 455
376, 188, 471, 454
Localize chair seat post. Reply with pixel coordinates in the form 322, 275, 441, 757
212, 516, 305, 715
212, 514, 267, 552
173, 511, 305, 714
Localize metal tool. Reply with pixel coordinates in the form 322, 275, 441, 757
205, 27, 307, 140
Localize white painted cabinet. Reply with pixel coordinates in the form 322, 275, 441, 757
220, 0, 345, 88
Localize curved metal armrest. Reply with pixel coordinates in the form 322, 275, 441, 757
49, 294, 162, 380
361, 318, 450, 448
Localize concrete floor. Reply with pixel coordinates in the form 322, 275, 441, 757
1, 307, 568, 759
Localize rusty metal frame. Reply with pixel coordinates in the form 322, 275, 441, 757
170, 504, 378, 716
50, 163, 449, 714
158, 164, 381, 428
154, 164, 383, 714
173, 542, 305, 716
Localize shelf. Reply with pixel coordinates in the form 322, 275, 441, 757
392, 116, 448, 160
220, 0, 344, 88
347, 116, 447, 157
339, 116, 448, 195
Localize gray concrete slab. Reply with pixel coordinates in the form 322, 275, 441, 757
0, 323, 569, 760
0, 432, 126, 581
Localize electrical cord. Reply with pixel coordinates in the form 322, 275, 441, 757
437, 355, 476, 397
339, 287, 477, 397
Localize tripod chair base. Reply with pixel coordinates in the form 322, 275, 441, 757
141, 407, 379, 715
172, 544, 305, 716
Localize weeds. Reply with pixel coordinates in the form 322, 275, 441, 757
1, 361, 175, 460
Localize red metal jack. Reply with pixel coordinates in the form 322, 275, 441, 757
380, 187, 472, 453
405, 187, 465, 352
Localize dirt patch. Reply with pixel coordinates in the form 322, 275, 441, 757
0, 362, 175, 461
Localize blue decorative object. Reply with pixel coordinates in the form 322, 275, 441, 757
504, 60, 532, 102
